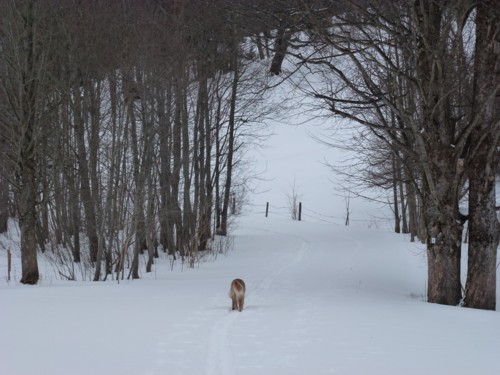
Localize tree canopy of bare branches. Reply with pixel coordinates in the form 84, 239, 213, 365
281, 0, 499, 309
0, 0, 274, 283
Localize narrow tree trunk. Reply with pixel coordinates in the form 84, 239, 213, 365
200, 79, 213, 250
73, 85, 99, 263
270, 25, 289, 75
181, 79, 193, 251
193, 82, 201, 246
220, 48, 239, 236
67, 162, 81, 263
170, 78, 184, 254
214, 85, 223, 232
93, 231, 105, 281
196, 74, 212, 250
145, 178, 156, 273
415, 193, 426, 244
141, 87, 157, 273
103, 72, 119, 276
52, 161, 65, 246
406, 177, 418, 242
37, 158, 49, 251
0, 175, 9, 233
61, 94, 81, 262
392, 153, 400, 233
127, 77, 146, 279
397, 160, 408, 234
158, 84, 174, 253
88, 80, 102, 219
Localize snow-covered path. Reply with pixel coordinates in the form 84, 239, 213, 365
2, 214, 500, 375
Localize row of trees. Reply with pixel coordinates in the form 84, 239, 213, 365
0, 0, 277, 283
277, 0, 499, 310
0, 0, 498, 311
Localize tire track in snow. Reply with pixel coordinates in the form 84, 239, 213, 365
205, 229, 310, 375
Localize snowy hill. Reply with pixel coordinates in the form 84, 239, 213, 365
2, 214, 500, 375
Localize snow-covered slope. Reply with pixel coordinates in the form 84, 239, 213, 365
2, 214, 499, 375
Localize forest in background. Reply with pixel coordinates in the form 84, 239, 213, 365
0, 0, 498, 311
0, 0, 281, 284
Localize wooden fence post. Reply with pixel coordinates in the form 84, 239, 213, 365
265, 202, 269, 217
231, 193, 236, 214
8, 247, 12, 281
298, 202, 302, 221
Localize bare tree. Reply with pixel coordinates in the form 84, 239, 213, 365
0, 0, 287, 282
0, 0, 59, 284
285, 0, 499, 308
286, 177, 302, 220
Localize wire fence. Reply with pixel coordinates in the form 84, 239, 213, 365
243, 201, 394, 229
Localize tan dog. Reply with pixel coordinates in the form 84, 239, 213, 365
229, 278, 246, 311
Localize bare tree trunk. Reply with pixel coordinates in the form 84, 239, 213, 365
181, 77, 194, 252
196, 74, 212, 251
220, 45, 239, 236
127, 74, 146, 280
465, 135, 499, 310
414, 1, 463, 306
103, 72, 120, 276
392, 153, 400, 233
7, 0, 49, 284
422, 191, 463, 306
61, 94, 81, 262
255, 33, 265, 60
214, 82, 223, 233
52, 157, 65, 247
88, 80, 102, 219
193, 82, 201, 246
87, 79, 103, 272
141, 83, 157, 273
37, 153, 49, 252
0, 175, 9, 233
18, 68, 40, 283
145, 174, 156, 273
406, 176, 418, 243
270, 25, 289, 75
93, 230, 105, 281
397, 159, 408, 234
200, 78, 213, 250
464, 2, 500, 310
73, 85, 99, 263
68, 166, 81, 263
170, 77, 184, 254
417, 194, 427, 244
158, 84, 174, 254
18, 150, 39, 284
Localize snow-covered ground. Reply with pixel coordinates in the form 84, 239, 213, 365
2, 214, 500, 375
1, 59, 499, 375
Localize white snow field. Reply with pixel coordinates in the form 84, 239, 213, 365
2, 214, 500, 375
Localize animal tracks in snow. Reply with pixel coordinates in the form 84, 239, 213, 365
205, 229, 310, 375
206, 311, 237, 375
